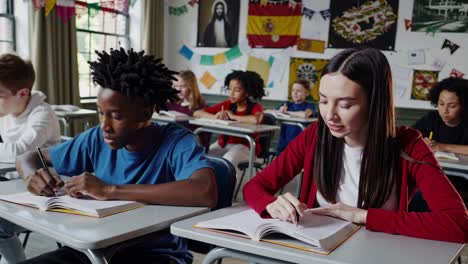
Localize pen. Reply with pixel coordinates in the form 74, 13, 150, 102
296, 211, 300, 227
37, 147, 56, 196
429, 131, 433, 140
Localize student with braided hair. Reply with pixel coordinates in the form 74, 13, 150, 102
194, 70, 265, 193
7, 48, 217, 264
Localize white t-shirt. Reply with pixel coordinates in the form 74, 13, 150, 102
316, 143, 398, 211
0, 91, 61, 163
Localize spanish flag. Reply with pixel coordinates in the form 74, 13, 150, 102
247, 0, 302, 48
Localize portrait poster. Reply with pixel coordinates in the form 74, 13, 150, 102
289, 58, 329, 101
328, 0, 399, 51
197, 0, 240, 48
412, 0, 468, 33
411, 70, 439, 101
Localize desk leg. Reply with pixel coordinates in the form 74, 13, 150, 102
203, 247, 292, 264
82, 249, 109, 264
245, 136, 256, 181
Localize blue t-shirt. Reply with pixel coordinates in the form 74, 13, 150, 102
49, 123, 213, 264
276, 101, 316, 153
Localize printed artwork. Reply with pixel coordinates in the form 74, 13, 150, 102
328, 0, 399, 50
411, 70, 439, 101
300, 0, 331, 43
197, 0, 241, 47
247, 0, 302, 48
412, 0, 468, 33
289, 58, 329, 101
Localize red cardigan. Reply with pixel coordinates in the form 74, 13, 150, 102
243, 123, 468, 243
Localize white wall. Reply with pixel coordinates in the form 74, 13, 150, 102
164, 0, 468, 109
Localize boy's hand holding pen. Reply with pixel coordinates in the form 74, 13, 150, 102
27, 147, 64, 197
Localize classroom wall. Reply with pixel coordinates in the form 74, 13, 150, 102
163, 0, 468, 113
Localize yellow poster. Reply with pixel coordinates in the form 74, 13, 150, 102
246, 56, 270, 86
289, 58, 328, 101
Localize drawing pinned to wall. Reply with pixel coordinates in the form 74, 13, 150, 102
328, 0, 399, 50
450, 68, 465, 78
441, 39, 460, 55
411, 70, 439, 101
289, 58, 328, 101
246, 56, 270, 87
197, 0, 240, 47
300, 0, 331, 49
247, 0, 303, 48
200, 71, 217, 89
411, 0, 468, 33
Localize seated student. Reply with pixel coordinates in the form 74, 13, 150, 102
243, 47, 468, 243
276, 79, 316, 153
194, 70, 265, 183
412, 77, 468, 207
0, 53, 60, 164
0, 48, 217, 264
166, 70, 205, 116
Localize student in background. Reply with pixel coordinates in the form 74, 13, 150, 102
0, 53, 60, 164
412, 77, 468, 207
276, 79, 316, 153
2, 49, 217, 264
166, 70, 205, 116
243, 47, 467, 243
194, 70, 265, 182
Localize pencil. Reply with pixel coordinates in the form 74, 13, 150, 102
429, 131, 433, 140
37, 147, 57, 196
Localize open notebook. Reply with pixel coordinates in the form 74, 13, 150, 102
434, 151, 459, 161
0, 192, 144, 218
195, 117, 240, 126
153, 110, 191, 121
195, 209, 359, 254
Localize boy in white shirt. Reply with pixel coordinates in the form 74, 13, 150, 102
0, 54, 60, 163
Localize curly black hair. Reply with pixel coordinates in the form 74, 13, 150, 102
223, 70, 265, 100
88, 48, 179, 111
429, 77, 468, 117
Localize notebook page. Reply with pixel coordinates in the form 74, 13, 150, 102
0, 192, 51, 211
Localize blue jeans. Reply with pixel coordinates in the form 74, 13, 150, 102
0, 217, 27, 263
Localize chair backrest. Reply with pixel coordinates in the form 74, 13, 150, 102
257, 113, 277, 159
205, 155, 236, 211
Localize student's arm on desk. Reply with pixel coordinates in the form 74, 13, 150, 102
227, 111, 263, 124
426, 141, 468, 155
79, 168, 216, 208
16, 149, 64, 196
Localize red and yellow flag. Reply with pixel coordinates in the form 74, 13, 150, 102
247, 0, 302, 48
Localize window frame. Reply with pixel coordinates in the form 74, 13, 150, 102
0, 0, 16, 52
75, 1, 130, 100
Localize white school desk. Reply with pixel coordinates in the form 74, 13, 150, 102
0, 180, 208, 264
0, 163, 16, 174
55, 109, 97, 137
189, 119, 280, 181
151, 114, 193, 125
438, 154, 468, 180
171, 205, 466, 264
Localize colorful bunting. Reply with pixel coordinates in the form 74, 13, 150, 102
441, 39, 460, 55
56, 0, 75, 23
200, 71, 217, 89
188, 0, 198, 7
302, 7, 315, 20
178, 45, 243, 65
169, 5, 188, 16
319, 9, 330, 20
213, 53, 227, 65
225, 45, 242, 61
450, 68, 465, 78
297, 38, 325, 53
179, 45, 194, 60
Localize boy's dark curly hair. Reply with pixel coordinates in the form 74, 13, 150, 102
429, 77, 468, 118
224, 70, 265, 100
88, 48, 179, 111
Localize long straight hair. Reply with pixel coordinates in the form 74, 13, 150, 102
179, 70, 205, 112
313, 47, 401, 209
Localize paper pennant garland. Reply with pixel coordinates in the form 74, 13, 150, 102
32, 0, 46, 10
450, 68, 465, 78
425, 25, 436, 36
169, 5, 188, 16
297, 38, 325, 53
188, 0, 198, 7
213, 53, 227, 65
56, 0, 75, 23
302, 7, 315, 20
319, 9, 330, 20
200, 71, 217, 89
404, 19, 412, 31
441, 39, 460, 55
45, 0, 56, 16
225, 46, 242, 61
179, 45, 194, 60
200, 55, 214, 65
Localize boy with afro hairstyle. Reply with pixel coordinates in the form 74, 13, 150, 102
9, 48, 217, 264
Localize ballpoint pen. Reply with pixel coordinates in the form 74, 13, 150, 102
37, 147, 57, 196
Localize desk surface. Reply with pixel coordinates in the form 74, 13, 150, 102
189, 119, 280, 133
152, 114, 193, 123
0, 180, 208, 249
438, 154, 468, 171
0, 162, 16, 174
264, 110, 317, 123
54, 109, 97, 118
171, 205, 465, 264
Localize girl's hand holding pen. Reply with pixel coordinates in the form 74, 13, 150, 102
266, 192, 307, 224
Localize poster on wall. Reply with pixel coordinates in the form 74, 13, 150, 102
289, 58, 329, 101
411, 70, 439, 101
300, 0, 331, 44
247, 0, 302, 48
197, 0, 240, 48
328, 0, 399, 50
411, 0, 468, 33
